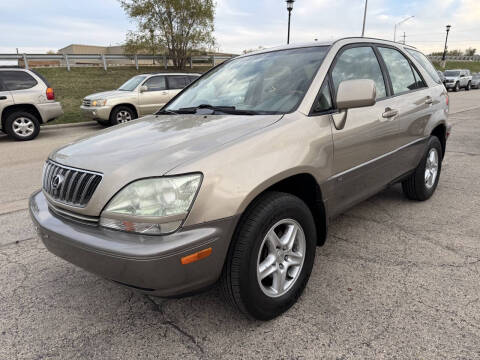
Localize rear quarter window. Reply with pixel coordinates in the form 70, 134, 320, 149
405, 49, 441, 84
0, 71, 38, 90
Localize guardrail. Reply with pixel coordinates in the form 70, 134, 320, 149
428, 55, 480, 62
0, 53, 236, 71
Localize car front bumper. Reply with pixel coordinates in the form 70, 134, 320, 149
80, 105, 112, 121
37, 102, 63, 122
29, 190, 238, 296
444, 82, 456, 89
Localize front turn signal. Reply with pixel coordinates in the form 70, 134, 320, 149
181, 248, 212, 265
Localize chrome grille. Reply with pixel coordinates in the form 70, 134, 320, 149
42, 160, 102, 207
82, 99, 91, 107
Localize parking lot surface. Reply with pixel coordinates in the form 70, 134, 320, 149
1, 91, 480, 359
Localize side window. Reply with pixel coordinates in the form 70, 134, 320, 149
378, 47, 418, 93
331, 46, 386, 99
406, 48, 441, 84
167, 76, 188, 89
143, 76, 166, 91
0, 71, 37, 90
188, 75, 199, 84
312, 82, 333, 113
411, 65, 426, 89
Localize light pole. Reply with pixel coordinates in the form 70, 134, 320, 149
442, 25, 451, 61
286, 0, 295, 44
393, 15, 414, 42
361, 0, 368, 37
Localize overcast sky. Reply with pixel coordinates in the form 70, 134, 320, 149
0, 0, 479, 55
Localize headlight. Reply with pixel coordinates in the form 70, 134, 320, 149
91, 99, 107, 107
100, 174, 202, 235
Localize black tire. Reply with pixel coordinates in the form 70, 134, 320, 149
402, 136, 442, 201
454, 82, 460, 92
109, 105, 136, 125
220, 191, 317, 320
5, 111, 40, 141
466, 81, 471, 91
96, 119, 111, 127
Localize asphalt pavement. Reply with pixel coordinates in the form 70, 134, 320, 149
1, 90, 479, 359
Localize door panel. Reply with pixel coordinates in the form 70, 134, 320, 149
327, 46, 400, 215
138, 76, 169, 115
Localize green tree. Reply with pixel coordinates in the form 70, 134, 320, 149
465, 47, 476, 56
119, 0, 215, 69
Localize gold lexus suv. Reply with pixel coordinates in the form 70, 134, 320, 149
30, 38, 449, 320
80, 72, 200, 126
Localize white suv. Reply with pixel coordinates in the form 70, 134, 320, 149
0, 68, 63, 141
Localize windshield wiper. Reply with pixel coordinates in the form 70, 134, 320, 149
156, 109, 178, 115
176, 104, 258, 115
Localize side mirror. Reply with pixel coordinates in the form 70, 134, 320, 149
336, 79, 376, 110
139, 85, 148, 93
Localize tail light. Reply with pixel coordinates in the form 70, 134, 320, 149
46, 87, 55, 100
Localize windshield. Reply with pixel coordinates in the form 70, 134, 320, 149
118, 75, 147, 91
444, 70, 460, 77
165, 46, 329, 114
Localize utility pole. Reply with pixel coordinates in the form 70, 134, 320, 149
394, 16, 414, 42
441, 25, 451, 68
286, 0, 295, 44
361, 0, 368, 37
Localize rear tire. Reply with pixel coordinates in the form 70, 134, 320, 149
5, 111, 40, 141
110, 106, 136, 125
220, 191, 317, 320
402, 136, 442, 201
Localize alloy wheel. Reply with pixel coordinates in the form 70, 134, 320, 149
425, 148, 439, 189
256, 219, 306, 298
12, 117, 35, 137
116, 110, 132, 123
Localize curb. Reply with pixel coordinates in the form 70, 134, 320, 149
41, 121, 98, 130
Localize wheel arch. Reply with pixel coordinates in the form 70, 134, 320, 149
1, 104, 43, 129
110, 103, 139, 119
237, 172, 328, 246
431, 123, 447, 158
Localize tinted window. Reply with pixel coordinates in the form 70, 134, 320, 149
188, 75, 199, 83
168, 76, 188, 89
445, 70, 460, 77
406, 48, 442, 84
313, 82, 332, 113
378, 47, 417, 93
411, 65, 427, 89
0, 71, 37, 90
144, 76, 166, 91
331, 47, 386, 99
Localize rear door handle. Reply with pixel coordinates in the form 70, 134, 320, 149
425, 97, 433, 105
382, 107, 398, 118
0, 96, 7, 100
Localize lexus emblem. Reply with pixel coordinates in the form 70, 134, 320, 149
51, 174, 64, 191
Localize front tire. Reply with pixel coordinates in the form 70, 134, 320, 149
402, 136, 442, 201
454, 82, 460, 92
5, 111, 40, 141
466, 81, 471, 91
221, 192, 317, 320
110, 106, 136, 125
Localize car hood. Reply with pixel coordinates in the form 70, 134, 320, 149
51, 113, 282, 180
84, 90, 132, 100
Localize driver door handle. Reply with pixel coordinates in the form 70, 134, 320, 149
425, 96, 433, 105
382, 107, 398, 118
0, 96, 7, 100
